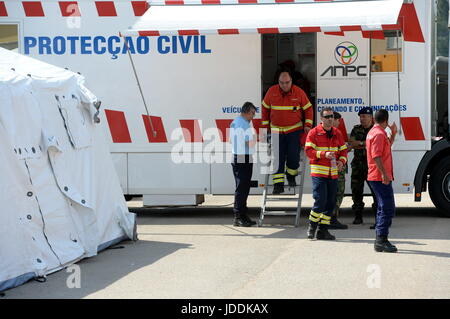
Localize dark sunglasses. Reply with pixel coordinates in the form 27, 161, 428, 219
322, 115, 334, 119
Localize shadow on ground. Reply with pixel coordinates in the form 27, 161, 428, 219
2, 240, 191, 299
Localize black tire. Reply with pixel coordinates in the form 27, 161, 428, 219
428, 156, 450, 217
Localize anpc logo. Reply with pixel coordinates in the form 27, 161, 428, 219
321, 41, 367, 77
334, 42, 358, 65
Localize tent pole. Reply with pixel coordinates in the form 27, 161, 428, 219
124, 36, 156, 137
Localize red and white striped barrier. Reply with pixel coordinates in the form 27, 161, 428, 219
104, 109, 426, 144
0, 1, 150, 17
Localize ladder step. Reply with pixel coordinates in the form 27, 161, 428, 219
264, 191, 297, 195
265, 207, 297, 212
265, 197, 300, 202
262, 211, 298, 216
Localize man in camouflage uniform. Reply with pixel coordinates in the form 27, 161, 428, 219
330, 112, 348, 229
349, 107, 378, 227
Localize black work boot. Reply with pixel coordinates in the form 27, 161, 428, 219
353, 212, 363, 225
272, 183, 285, 195
328, 216, 348, 230
374, 235, 397, 253
307, 222, 318, 239
233, 213, 252, 227
286, 174, 297, 187
316, 227, 336, 240
241, 213, 257, 226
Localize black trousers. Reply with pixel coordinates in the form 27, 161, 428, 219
231, 155, 253, 215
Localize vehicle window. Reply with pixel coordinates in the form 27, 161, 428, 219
371, 30, 403, 72
0, 24, 19, 51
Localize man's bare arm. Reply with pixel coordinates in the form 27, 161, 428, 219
374, 156, 391, 184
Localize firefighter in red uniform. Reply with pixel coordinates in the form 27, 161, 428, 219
305, 107, 348, 240
261, 70, 314, 194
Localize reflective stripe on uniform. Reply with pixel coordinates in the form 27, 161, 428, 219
262, 101, 270, 109
311, 164, 331, 171
270, 122, 303, 133
302, 102, 312, 111
273, 173, 284, 184
286, 167, 298, 176
261, 120, 270, 125
305, 119, 313, 126
309, 211, 322, 223
271, 105, 299, 110
316, 147, 338, 151
305, 142, 317, 149
311, 168, 330, 174
339, 144, 348, 151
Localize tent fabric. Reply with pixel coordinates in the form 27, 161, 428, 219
0, 48, 137, 292
122, 0, 404, 36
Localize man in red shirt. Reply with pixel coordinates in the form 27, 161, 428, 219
261, 70, 313, 194
366, 109, 398, 253
304, 107, 348, 240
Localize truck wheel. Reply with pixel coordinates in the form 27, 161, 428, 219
428, 156, 450, 217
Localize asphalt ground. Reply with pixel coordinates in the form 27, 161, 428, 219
2, 193, 449, 299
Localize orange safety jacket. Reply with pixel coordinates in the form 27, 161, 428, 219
261, 85, 313, 134
305, 124, 348, 179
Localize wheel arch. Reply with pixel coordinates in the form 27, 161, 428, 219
414, 139, 450, 201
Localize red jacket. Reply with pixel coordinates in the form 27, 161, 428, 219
305, 124, 348, 179
261, 84, 313, 134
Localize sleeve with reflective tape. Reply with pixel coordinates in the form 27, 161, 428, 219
300, 90, 313, 127
261, 91, 271, 129
305, 129, 323, 160
336, 129, 348, 165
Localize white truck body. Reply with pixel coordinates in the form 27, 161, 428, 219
1, 0, 446, 209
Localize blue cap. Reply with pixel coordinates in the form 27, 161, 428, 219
358, 107, 373, 116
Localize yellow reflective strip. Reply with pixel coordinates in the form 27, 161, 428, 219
270, 122, 303, 132
316, 147, 329, 151
316, 151, 321, 159
261, 120, 270, 125
321, 214, 331, 220
311, 167, 330, 173
286, 167, 298, 175
311, 164, 331, 170
339, 156, 347, 162
320, 220, 331, 225
310, 211, 322, 218
262, 101, 270, 109
305, 119, 313, 125
302, 102, 312, 111
339, 145, 348, 151
271, 105, 297, 110
309, 216, 321, 223
305, 142, 317, 149
311, 171, 329, 175
311, 171, 330, 176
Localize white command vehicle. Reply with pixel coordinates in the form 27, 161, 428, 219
1, 0, 449, 215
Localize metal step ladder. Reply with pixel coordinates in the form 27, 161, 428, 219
258, 148, 307, 227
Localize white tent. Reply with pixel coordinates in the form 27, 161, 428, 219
0, 48, 137, 292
